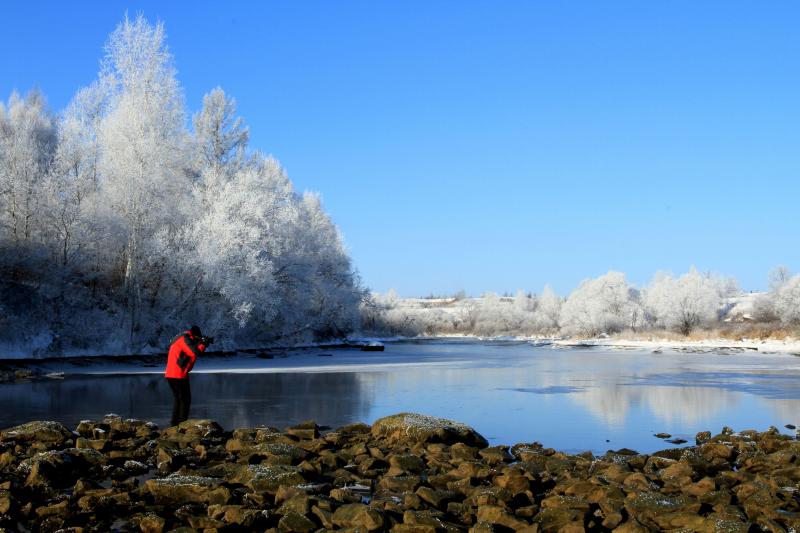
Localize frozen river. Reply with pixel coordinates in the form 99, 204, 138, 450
3, 338, 800, 454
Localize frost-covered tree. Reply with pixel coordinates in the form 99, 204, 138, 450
560, 272, 640, 336
533, 285, 561, 331
770, 274, 800, 326
291, 191, 364, 339
642, 268, 726, 335
0, 14, 364, 356
192, 87, 249, 184
0, 90, 56, 245
769, 265, 792, 292
94, 15, 189, 346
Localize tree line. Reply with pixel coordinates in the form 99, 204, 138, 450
363, 267, 799, 338
0, 16, 364, 356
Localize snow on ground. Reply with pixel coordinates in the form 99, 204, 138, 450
552, 337, 800, 355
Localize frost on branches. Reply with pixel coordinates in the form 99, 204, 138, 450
641, 268, 732, 335
0, 15, 364, 356
363, 267, 777, 339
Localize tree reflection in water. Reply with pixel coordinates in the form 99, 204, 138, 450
0, 372, 372, 431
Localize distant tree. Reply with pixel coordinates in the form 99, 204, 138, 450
771, 275, 800, 326
560, 272, 639, 336
533, 285, 561, 331
642, 267, 725, 335
769, 265, 792, 291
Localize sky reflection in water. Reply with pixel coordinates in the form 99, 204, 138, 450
3, 340, 800, 454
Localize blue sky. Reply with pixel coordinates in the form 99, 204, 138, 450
1, 1, 798, 296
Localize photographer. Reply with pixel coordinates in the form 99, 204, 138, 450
164, 325, 213, 426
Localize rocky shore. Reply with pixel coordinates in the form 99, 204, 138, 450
1, 414, 799, 532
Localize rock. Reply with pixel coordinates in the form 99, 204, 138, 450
24, 448, 104, 488
532, 507, 585, 532
450, 461, 492, 480
329, 487, 362, 503
377, 475, 422, 493
612, 520, 651, 533
312, 505, 335, 528
683, 476, 716, 497
278, 511, 317, 532
286, 421, 320, 440
659, 461, 695, 486
477, 504, 530, 529
479, 446, 513, 465
402, 509, 461, 530
123, 459, 149, 475
371, 413, 488, 448
145, 474, 231, 505
493, 471, 530, 494
277, 493, 311, 515
387, 454, 425, 476
700, 442, 735, 461
624, 492, 702, 530
0, 490, 14, 515
332, 503, 385, 530
394, 524, 439, 533
7, 415, 800, 533
622, 472, 651, 491
186, 514, 226, 529
415, 486, 458, 509
207, 504, 263, 527
700, 516, 750, 533
0, 420, 72, 447
232, 464, 305, 493
243, 442, 309, 465
696, 431, 712, 445
161, 419, 224, 440
35, 499, 69, 518
138, 513, 166, 533
540, 495, 591, 512
654, 433, 671, 439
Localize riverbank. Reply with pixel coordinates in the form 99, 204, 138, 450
393, 333, 800, 355
552, 335, 800, 355
1, 413, 797, 532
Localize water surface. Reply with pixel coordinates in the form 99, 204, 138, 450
4, 339, 800, 454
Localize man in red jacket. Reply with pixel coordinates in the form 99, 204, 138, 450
165, 325, 210, 426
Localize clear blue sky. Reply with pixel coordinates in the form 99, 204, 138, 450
2, 1, 798, 296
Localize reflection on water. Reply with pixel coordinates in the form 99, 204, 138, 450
3, 341, 800, 453
0, 372, 371, 432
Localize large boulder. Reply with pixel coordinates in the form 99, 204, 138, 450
21, 448, 105, 488
1, 421, 73, 447
371, 413, 488, 448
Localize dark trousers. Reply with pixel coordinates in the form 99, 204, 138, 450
167, 377, 191, 426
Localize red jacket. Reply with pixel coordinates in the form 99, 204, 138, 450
165, 332, 207, 379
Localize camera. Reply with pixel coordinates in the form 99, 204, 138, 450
201, 336, 214, 346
